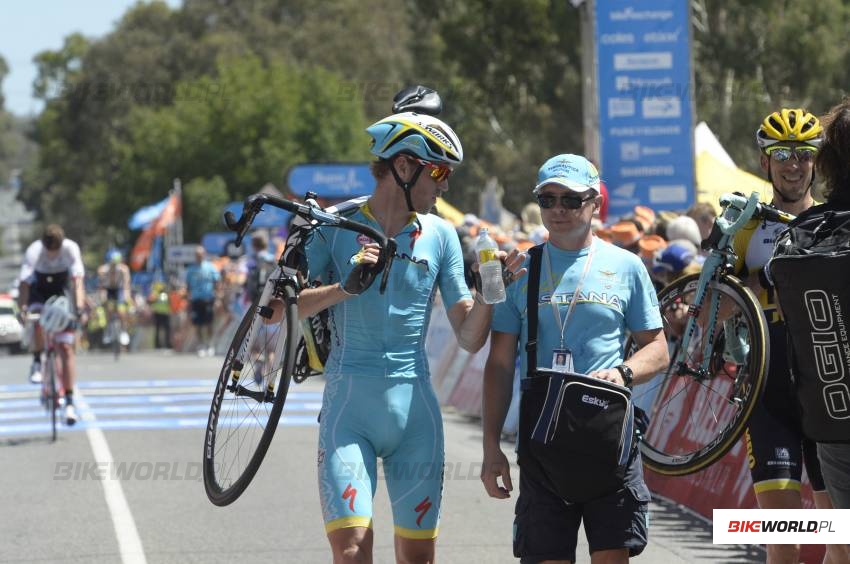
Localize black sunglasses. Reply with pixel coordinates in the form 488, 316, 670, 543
536, 193, 596, 210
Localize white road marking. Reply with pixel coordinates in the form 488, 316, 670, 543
76, 391, 148, 564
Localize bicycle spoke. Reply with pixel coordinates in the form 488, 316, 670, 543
204, 284, 299, 504
626, 274, 768, 475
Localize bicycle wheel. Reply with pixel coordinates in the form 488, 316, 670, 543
625, 273, 768, 475
109, 318, 121, 361
44, 352, 57, 442
203, 282, 299, 506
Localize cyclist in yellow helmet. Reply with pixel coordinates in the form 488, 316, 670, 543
738, 108, 849, 563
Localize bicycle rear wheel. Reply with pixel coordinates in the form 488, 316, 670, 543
203, 282, 299, 506
625, 273, 768, 475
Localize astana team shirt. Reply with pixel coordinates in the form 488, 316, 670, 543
492, 238, 662, 378
304, 203, 471, 379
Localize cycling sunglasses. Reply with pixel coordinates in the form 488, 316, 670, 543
765, 145, 817, 163
536, 193, 596, 210
413, 157, 453, 183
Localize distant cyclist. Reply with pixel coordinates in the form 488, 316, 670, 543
737, 109, 847, 564
17, 224, 85, 425
297, 109, 526, 563
97, 250, 132, 347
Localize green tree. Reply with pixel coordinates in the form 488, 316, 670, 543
92, 56, 366, 241
183, 176, 229, 242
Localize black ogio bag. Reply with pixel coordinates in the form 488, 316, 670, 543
769, 208, 850, 442
517, 245, 640, 502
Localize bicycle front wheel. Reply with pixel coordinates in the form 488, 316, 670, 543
203, 283, 299, 505
46, 353, 57, 443
626, 273, 768, 475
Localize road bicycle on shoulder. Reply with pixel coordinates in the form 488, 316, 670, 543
203, 192, 397, 506
625, 191, 795, 476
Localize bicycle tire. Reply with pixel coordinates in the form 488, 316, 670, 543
110, 318, 121, 361
625, 273, 768, 475
46, 352, 57, 442
203, 282, 298, 506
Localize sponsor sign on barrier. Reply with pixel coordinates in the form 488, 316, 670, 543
646, 431, 825, 562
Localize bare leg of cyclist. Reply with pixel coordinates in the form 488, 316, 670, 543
29, 324, 46, 383
327, 527, 373, 564
56, 341, 78, 425
755, 489, 802, 564
813, 490, 850, 564
394, 536, 435, 564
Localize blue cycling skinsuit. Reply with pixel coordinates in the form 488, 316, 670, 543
305, 201, 470, 539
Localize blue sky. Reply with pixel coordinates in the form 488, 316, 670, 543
1, 0, 181, 117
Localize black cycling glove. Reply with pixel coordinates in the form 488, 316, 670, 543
341, 260, 385, 296
471, 262, 515, 295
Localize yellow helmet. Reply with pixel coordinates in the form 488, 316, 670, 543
756, 108, 823, 149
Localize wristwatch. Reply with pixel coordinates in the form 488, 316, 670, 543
615, 364, 634, 388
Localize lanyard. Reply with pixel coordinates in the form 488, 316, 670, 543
543, 239, 595, 349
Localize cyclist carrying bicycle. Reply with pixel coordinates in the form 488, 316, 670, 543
296, 111, 526, 563
97, 249, 132, 347
17, 224, 85, 425
738, 109, 848, 564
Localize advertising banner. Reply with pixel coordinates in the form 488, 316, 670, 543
595, 0, 695, 219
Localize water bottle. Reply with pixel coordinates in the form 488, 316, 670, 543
475, 227, 506, 304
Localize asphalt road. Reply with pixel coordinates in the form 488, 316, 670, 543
0, 351, 764, 563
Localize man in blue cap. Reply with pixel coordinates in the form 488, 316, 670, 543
480, 154, 668, 563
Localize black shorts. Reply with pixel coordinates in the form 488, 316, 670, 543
746, 403, 826, 492
513, 455, 650, 563
190, 299, 214, 326
745, 321, 826, 493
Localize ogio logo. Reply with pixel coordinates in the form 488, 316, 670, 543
582, 394, 609, 409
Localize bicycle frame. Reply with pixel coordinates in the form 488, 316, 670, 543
221, 193, 398, 401
673, 192, 793, 380
26, 312, 61, 441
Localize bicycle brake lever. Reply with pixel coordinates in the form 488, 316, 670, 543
224, 195, 264, 246
379, 238, 397, 294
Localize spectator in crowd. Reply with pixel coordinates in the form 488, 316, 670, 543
184, 245, 220, 357
686, 201, 718, 244
148, 280, 171, 349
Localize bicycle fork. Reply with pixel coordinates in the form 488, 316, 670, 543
228, 269, 294, 403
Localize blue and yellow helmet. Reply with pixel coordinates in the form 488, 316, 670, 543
366, 112, 463, 166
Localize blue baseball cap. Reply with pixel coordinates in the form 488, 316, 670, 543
534, 154, 601, 194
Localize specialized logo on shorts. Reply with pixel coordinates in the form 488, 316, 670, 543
357, 234, 374, 246
342, 483, 357, 512
582, 394, 609, 409
414, 496, 432, 527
